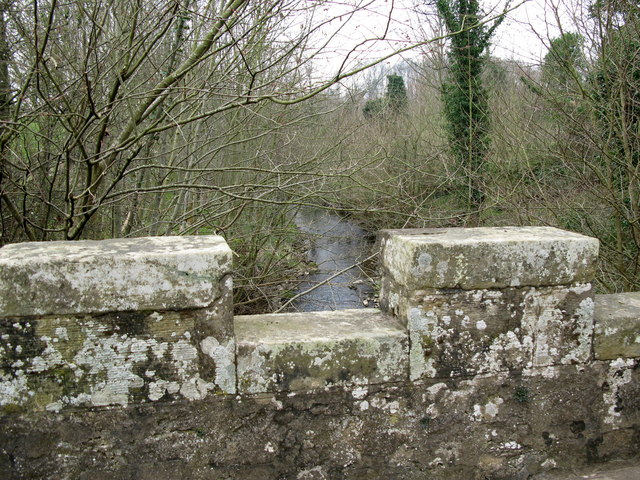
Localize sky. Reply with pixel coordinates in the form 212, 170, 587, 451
305, 0, 574, 79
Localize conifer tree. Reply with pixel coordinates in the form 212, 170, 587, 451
363, 74, 408, 118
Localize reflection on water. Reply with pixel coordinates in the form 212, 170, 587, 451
291, 208, 374, 312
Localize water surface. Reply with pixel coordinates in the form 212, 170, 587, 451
290, 208, 374, 312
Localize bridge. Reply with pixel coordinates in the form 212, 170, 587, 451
0, 227, 638, 478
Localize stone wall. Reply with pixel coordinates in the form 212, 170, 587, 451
0, 227, 638, 479
0, 236, 235, 411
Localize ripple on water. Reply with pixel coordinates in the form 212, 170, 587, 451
291, 208, 374, 312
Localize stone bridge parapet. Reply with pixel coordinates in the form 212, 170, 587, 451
0, 227, 638, 479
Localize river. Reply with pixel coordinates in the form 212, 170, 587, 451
289, 207, 374, 312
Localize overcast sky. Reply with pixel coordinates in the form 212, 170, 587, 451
307, 0, 573, 77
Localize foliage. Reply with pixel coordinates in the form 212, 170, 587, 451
3, 0, 640, 313
435, 0, 506, 217
0, 0, 430, 313
386, 74, 409, 113
542, 33, 586, 90
513, 386, 530, 403
363, 74, 408, 118
588, 0, 640, 290
363, 97, 388, 118
487, 0, 640, 292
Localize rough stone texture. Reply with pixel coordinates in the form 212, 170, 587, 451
534, 461, 640, 479
0, 306, 236, 410
378, 228, 598, 381
0, 236, 236, 408
0, 361, 637, 480
378, 227, 599, 291
594, 292, 640, 360
1, 229, 638, 479
235, 309, 408, 394
401, 284, 595, 380
0, 236, 232, 317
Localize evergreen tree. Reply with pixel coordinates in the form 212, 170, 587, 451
436, 0, 505, 216
386, 74, 408, 113
542, 32, 586, 91
591, 0, 640, 168
363, 74, 408, 118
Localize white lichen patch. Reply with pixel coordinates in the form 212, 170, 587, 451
200, 336, 236, 394
352, 386, 368, 399
54, 327, 69, 341
369, 396, 403, 414
0, 369, 30, 406
603, 358, 636, 424
471, 397, 504, 421
561, 297, 595, 364
413, 252, 433, 277
521, 284, 594, 367
30, 344, 64, 373
296, 466, 326, 480
498, 441, 522, 451
179, 374, 214, 401
408, 308, 439, 380
426, 382, 448, 398
0, 315, 229, 409
148, 379, 180, 401
72, 329, 155, 407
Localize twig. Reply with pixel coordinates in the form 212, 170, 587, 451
274, 251, 378, 314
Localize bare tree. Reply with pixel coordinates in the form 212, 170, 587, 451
0, 0, 434, 244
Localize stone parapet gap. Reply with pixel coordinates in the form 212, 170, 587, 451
1, 228, 639, 479
235, 309, 408, 394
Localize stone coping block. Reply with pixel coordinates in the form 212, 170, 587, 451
594, 292, 640, 360
0, 236, 233, 317
235, 309, 408, 394
378, 227, 599, 290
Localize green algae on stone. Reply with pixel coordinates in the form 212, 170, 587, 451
235, 309, 408, 394
594, 292, 640, 360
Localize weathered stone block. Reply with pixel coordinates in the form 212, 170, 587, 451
0, 235, 237, 410
404, 284, 595, 380
0, 236, 232, 317
594, 292, 640, 360
235, 309, 408, 394
0, 306, 236, 410
378, 227, 598, 381
378, 227, 598, 292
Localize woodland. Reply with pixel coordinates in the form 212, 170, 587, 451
0, 0, 638, 313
